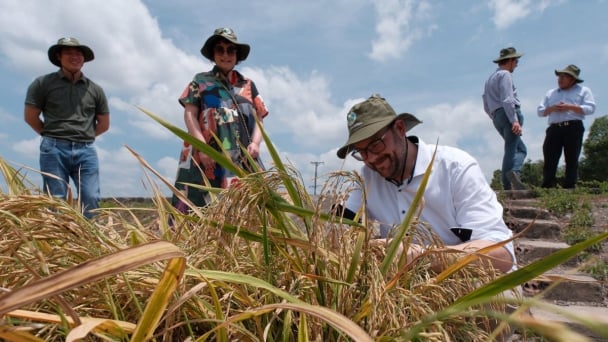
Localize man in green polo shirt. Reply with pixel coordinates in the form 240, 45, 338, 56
24, 37, 110, 218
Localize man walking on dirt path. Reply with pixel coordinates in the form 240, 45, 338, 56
483, 47, 527, 191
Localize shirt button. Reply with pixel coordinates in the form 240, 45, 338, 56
402, 210, 406, 214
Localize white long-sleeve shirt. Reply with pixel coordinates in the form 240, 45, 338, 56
537, 84, 596, 124
345, 137, 514, 259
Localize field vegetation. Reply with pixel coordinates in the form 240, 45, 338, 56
0, 109, 606, 341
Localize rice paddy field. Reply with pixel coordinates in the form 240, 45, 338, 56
0, 109, 606, 341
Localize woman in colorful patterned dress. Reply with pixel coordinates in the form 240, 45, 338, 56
172, 27, 269, 212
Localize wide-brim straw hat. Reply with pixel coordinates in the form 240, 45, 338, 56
493, 47, 523, 63
47, 37, 94, 67
337, 94, 422, 159
555, 64, 584, 83
200, 27, 250, 62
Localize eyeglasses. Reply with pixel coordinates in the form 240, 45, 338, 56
350, 127, 392, 161
214, 45, 237, 56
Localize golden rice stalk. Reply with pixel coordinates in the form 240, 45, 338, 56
0, 194, 117, 285
0, 324, 44, 342
131, 257, 186, 342
124, 144, 204, 219
0, 241, 185, 340
512, 312, 593, 342
198, 302, 374, 342
0, 157, 36, 196
0, 240, 182, 314
5, 309, 135, 340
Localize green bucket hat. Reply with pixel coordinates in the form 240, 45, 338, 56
493, 47, 523, 63
337, 94, 422, 159
200, 27, 250, 62
47, 37, 94, 67
555, 64, 584, 83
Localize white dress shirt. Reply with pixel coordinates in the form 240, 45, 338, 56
345, 137, 515, 259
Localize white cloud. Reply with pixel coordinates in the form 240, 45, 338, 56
1, 0, 605, 198
489, 0, 563, 29
417, 100, 488, 146
412, 100, 496, 177
602, 44, 608, 61
98, 145, 155, 197
369, 0, 435, 62
156, 156, 178, 181
0, 0, 205, 136
0, 0, 360, 197
11, 137, 39, 159
489, 0, 531, 29
245, 66, 347, 148
412, 99, 545, 180
0, 107, 19, 123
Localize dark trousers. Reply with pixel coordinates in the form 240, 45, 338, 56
542, 120, 584, 188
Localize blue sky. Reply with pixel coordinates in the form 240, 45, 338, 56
1, 0, 606, 197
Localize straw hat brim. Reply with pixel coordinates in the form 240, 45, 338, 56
337, 113, 422, 159
47, 44, 94, 67
200, 35, 250, 62
554, 70, 584, 83
493, 52, 523, 63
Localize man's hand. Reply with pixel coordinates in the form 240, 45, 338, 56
370, 238, 514, 273
197, 151, 215, 170
370, 239, 425, 263
546, 101, 582, 115
555, 101, 571, 112
511, 121, 522, 135
247, 141, 260, 159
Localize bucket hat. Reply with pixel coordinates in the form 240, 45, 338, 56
47, 37, 94, 67
200, 27, 250, 62
493, 47, 523, 63
337, 94, 422, 159
555, 64, 584, 83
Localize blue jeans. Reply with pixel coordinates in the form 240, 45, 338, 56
39, 137, 100, 218
492, 108, 527, 190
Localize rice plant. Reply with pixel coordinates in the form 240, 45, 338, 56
0, 109, 606, 341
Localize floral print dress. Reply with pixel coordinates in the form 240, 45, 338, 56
172, 66, 268, 212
